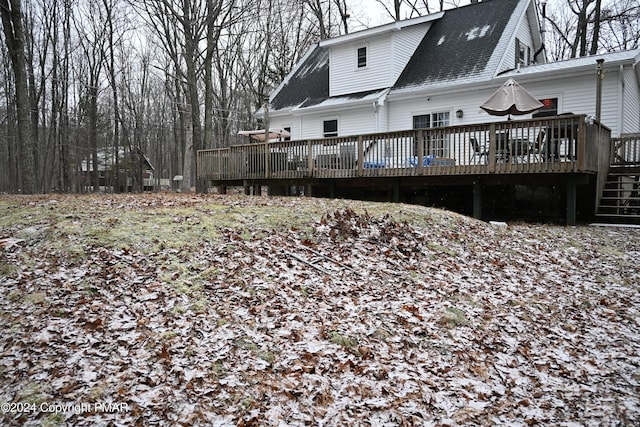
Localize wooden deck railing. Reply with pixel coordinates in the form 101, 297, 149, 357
611, 133, 640, 167
197, 115, 611, 181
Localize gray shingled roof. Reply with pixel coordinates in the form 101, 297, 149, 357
270, 0, 519, 111
270, 46, 329, 111
393, 0, 518, 91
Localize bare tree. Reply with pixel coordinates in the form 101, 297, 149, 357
599, 0, 640, 52
305, 0, 330, 39
374, 0, 464, 21
333, 0, 350, 34
0, 0, 35, 193
546, 0, 639, 59
102, 0, 124, 192
73, 0, 110, 192
0, 41, 18, 192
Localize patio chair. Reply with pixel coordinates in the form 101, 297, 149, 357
529, 129, 545, 161
495, 132, 511, 162
470, 137, 488, 164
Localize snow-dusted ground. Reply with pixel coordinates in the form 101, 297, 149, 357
1, 194, 638, 426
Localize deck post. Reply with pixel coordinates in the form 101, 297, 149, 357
566, 174, 577, 225
308, 140, 314, 177
357, 136, 364, 177
393, 180, 400, 202
264, 142, 270, 179
473, 179, 482, 219
577, 115, 586, 171
488, 123, 497, 173
417, 130, 424, 175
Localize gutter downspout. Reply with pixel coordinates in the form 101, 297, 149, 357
596, 58, 605, 122
372, 100, 379, 132
374, 89, 390, 132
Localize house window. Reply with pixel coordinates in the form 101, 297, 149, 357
432, 111, 450, 127
515, 38, 530, 67
323, 119, 338, 137
532, 98, 558, 117
357, 47, 367, 68
413, 112, 450, 157
284, 126, 291, 141
412, 112, 450, 129
413, 114, 430, 129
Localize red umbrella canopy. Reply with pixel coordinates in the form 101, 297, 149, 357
480, 78, 544, 116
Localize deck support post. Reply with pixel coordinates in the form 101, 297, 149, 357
417, 130, 424, 175
329, 180, 336, 198
357, 136, 364, 177
489, 123, 497, 173
566, 175, 577, 225
393, 180, 400, 202
473, 179, 482, 219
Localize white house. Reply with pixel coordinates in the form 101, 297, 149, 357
261, 0, 640, 140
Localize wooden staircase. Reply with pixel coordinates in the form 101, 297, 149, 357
596, 135, 640, 222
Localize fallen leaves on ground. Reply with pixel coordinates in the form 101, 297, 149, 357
0, 193, 638, 426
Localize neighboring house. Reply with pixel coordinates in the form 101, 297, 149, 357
261, 0, 640, 140
80, 147, 156, 192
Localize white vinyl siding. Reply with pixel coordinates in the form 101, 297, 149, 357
623, 67, 640, 134
487, 0, 529, 77
329, 25, 430, 97
269, 117, 302, 140
338, 109, 377, 136
515, 13, 533, 66
496, 5, 534, 74
296, 109, 376, 139
330, 35, 393, 96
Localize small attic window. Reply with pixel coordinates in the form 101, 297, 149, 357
515, 38, 530, 67
357, 47, 367, 68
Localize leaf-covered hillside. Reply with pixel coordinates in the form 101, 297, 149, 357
1, 194, 638, 426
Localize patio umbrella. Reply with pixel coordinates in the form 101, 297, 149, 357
480, 78, 543, 118
238, 128, 291, 142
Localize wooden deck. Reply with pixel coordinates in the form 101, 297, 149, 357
198, 115, 610, 183
197, 115, 614, 224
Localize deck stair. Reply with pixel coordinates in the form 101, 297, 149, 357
596, 134, 640, 222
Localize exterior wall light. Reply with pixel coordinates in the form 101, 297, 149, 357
456, 109, 464, 118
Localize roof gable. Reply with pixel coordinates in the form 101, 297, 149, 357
319, 13, 443, 48
393, 0, 520, 91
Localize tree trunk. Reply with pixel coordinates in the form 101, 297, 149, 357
89, 85, 99, 192
0, 0, 35, 193
182, 0, 203, 193
180, 105, 193, 193
589, 0, 602, 55
60, 0, 71, 192
103, 0, 120, 193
